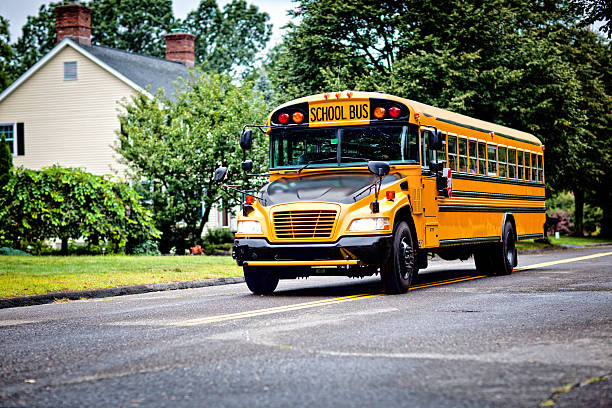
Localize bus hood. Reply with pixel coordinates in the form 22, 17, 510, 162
260, 172, 402, 206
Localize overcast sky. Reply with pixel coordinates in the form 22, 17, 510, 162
0, 0, 295, 48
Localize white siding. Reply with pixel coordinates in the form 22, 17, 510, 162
0, 46, 134, 176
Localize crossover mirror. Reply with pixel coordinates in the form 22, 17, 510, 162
367, 161, 390, 177
213, 166, 228, 183
241, 160, 253, 172
240, 129, 253, 150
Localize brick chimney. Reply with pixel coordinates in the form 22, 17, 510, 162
55, 3, 92, 46
164, 32, 195, 67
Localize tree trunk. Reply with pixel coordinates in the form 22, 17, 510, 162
600, 197, 612, 238
573, 188, 584, 237
61, 237, 69, 255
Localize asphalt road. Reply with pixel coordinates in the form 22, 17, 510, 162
1, 246, 611, 407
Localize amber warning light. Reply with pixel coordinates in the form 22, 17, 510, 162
245, 195, 255, 205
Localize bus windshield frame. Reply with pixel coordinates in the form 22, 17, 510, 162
269, 124, 420, 170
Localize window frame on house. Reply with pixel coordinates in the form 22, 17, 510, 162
0, 122, 23, 156
63, 61, 78, 81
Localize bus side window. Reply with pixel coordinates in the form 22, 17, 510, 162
508, 148, 516, 179
487, 144, 497, 176
478, 141, 486, 175
538, 154, 543, 182
498, 146, 507, 178
436, 132, 447, 163
458, 137, 467, 172
468, 140, 477, 174
447, 135, 457, 171
531, 152, 537, 181
517, 150, 524, 179
525, 152, 531, 180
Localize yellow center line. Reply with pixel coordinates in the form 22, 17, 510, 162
168, 251, 612, 327
514, 251, 612, 271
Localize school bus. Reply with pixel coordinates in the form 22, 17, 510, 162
216, 91, 545, 295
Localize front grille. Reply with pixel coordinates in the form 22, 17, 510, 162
273, 210, 337, 239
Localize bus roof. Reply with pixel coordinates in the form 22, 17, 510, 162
275, 92, 542, 146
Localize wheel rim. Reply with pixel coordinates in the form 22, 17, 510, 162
399, 236, 415, 280
506, 232, 515, 266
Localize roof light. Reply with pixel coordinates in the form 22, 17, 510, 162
386, 191, 395, 200
335, 92, 341, 99
278, 112, 289, 124
374, 106, 386, 119
389, 106, 401, 118
292, 111, 304, 124
414, 113, 420, 122
324, 93, 330, 100
347, 91, 353, 98
245, 195, 255, 205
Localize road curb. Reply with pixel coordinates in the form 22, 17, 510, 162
518, 242, 612, 254
0, 276, 246, 309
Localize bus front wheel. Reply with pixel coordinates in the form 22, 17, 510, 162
244, 266, 279, 295
381, 221, 416, 294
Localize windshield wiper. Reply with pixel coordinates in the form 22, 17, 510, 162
297, 156, 370, 174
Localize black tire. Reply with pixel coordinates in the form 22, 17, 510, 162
474, 221, 516, 276
244, 266, 279, 295
381, 221, 416, 294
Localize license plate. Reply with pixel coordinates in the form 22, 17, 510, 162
308, 99, 370, 127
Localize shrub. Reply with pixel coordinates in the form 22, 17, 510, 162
0, 247, 31, 256
203, 228, 234, 245
131, 240, 161, 256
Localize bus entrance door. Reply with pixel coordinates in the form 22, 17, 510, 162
422, 178, 440, 248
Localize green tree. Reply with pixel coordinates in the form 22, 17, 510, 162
182, 0, 272, 74
0, 166, 159, 254
0, 16, 15, 91
90, 0, 175, 58
116, 72, 268, 253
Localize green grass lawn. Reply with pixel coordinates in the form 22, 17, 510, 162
0, 255, 242, 298
517, 235, 612, 250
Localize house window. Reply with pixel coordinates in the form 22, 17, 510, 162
0, 122, 23, 156
64, 61, 77, 80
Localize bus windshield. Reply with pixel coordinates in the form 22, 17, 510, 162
270, 124, 419, 169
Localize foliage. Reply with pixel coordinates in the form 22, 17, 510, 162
116, 72, 268, 254
547, 209, 574, 235
131, 239, 162, 256
90, 0, 175, 58
0, 166, 159, 253
181, 0, 272, 75
0, 132, 13, 192
574, 0, 612, 38
0, 16, 14, 91
0, 247, 31, 256
203, 228, 234, 245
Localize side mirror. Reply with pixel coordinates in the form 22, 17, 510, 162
428, 160, 444, 173
367, 161, 390, 177
240, 129, 253, 150
213, 166, 228, 183
241, 160, 253, 172
428, 130, 443, 151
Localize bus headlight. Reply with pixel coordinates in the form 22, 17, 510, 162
237, 220, 262, 234
348, 217, 390, 232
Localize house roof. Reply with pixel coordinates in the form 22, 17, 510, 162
83, 44, 189, 100
0, 38, 190, 104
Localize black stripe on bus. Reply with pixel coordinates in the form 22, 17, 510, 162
439, 205, 546, 213
451, 190, 546, 201
439, 236, 500, 247
451, 172, 545, 187
434, 117, 541, 146
517, 233, 544, 240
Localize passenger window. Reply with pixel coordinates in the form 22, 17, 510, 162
498, 146, 507, 178
468, 140, 477, 174
458, 137, 467, 172
537, 154, 543, 182
517, 150, 524, 179
525, 152, 531, 180
531, 152, 537, 181
478, 141, 486, 175
447, 135, 457, 171
420, 129, 434, 166
487, 144, 497, 176
436, 132, 447, 163
508, 148, 516, 179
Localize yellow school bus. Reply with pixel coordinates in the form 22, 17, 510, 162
219, 91, 545, 295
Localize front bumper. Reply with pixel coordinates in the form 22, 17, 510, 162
232, 235, 393, 267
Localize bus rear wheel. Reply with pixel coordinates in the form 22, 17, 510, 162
381, 221, 416, 294
474, 221, 516, 276
244, 266, 279, 295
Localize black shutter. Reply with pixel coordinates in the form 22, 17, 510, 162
17, 123, 24, 156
